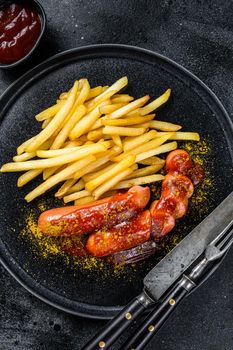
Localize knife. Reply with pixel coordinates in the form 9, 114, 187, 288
82, 191, 233, 350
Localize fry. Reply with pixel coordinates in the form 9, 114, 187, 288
123, 130, 157, 152
85, 155, 136, 192
73, 146, 121, 179
64, 190, 91, 203
101, 114, 154, 126
138, 156, 165, 166
13, 152, 36, 162
17, 136, 35, 155
125, 164, 165, 179
149, 120, 181, 131
69, 103, 104, 140
86, 86, 104, 100
1, 144, 106, 172
111, 134, 122, 148
35, 101, 66, 121
139, 89, 171, 115
112, 174, 165, 190
135, 141, 178, 162
111, 95, 134, 103
66, 179, 85, 194
50, 105, 87, 149
76, 79, 90, 105
103, 126, 146, 137
93, 77, 128, 104
113, 134, 173, 162
37, 147, 79, 158
92, 168, 133, 199
108, 95, 150, 119
25, 156, 95, 202
17, 169, 43, 187
59, 92, 68, 100
87, 128, 104, 141
99, 104, 125, 115
42, 117, 52, 129
26, 81, 79, 152
82, 162, 138, 183
55, 178, 77, 198
74, 196, 94, 205
158, 131, 200, 141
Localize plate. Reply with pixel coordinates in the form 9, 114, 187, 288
0, 44, 232, 319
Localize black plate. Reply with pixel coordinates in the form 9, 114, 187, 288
0, 44, 232, 319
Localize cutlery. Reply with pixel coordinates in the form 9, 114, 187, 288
82, 191, 233, 350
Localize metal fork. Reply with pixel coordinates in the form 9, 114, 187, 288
121, 219, 233, 350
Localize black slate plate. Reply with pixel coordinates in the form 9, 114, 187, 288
0, 44, 232, 319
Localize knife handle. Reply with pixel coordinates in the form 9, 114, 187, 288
121, 282, 191, 350
81, 291, 154, 350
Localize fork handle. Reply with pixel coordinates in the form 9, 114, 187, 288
121, 277, 195, 350
81, 291, 154, 350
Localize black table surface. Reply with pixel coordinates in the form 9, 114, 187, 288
0, 1, 233, 349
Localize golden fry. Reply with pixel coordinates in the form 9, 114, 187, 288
85, 155, 136, 192
161, 131, 200, 141
138, 156, 165, 166
17, 136, 35, 155
42, 117, 52, 129
111, 95, 134, 103
17, 169, 43, 187
69, 103, 103, 140
139, 89, 171, 115
112, 174, 165, 190
113, 133, 173, 162
92, 168, 133, 199
108, 95, 150, 119
99, 103, 125, 115
64, 190, 91, 203
25, 156, 95, 202
149, 120, 181, 131
103, 126, 146, 137
125, 164, 165, 180
27, 81, 79, 152
87, 128, 104, 141
37, 147, 79, 158
136, 141, 178, 162
123, 130, 157, 152
111, 134, 122, 148
73, 146, 121, 179
55, 178, 77, 198
93, 76, 128, 104
74, 196, 94, 206
66, 179, 85, 195
86, 86, 104, 100
13, 152, 36, 162
50, 105, 87, 149
101, 114, 154, 126
35, 101, 66, 121
1, 144, 106, 172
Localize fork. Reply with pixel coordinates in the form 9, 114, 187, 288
121, 219, 233, 350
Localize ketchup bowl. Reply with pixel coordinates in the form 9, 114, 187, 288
0, 0, 46, 69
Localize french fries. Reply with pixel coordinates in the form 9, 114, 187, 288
149, 120, 181, 131
103, 126, 146, 137
92, 168, 133, 199
85, 155, 136, 192
25, 156, 95, 202
0, 76, 201, 205
112, 174, 165, 190
26, 81, 79, 152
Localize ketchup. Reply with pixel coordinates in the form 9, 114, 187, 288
0, 2, 42, 64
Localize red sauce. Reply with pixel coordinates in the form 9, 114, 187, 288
0, 3, 42, 64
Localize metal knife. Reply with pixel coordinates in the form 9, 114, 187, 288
82, 191, 233, 350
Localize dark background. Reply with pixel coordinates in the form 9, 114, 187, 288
0, 0, 233, 349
